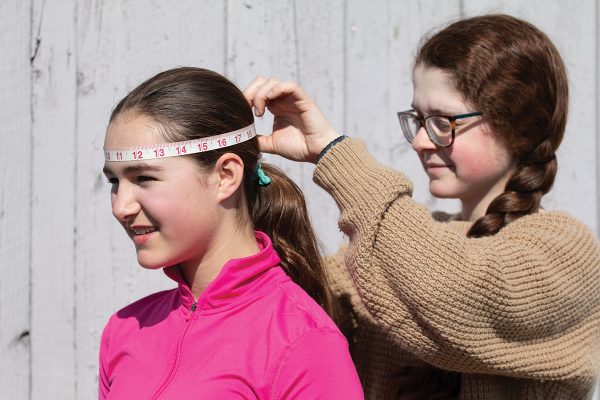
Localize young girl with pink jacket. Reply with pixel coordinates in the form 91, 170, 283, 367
99, 67, 363, 399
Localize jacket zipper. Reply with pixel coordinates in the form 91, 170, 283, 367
150, 300, 198, 400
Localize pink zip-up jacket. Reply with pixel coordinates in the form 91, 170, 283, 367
99, 231, 363, 399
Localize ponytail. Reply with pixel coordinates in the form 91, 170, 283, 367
246, 163, 333, 315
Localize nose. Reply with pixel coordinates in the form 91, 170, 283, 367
111, 183, 141, 222
411, 125, 436, 152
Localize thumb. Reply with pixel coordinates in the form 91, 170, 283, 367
257, 134, 275, 154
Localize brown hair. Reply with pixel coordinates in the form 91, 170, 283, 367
415, 14, 568, 237
110, 67, 332, 314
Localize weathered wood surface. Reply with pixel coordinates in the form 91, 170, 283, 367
0, 1, 32, 399
0, 1, 597, 398
29, 0, 78, 398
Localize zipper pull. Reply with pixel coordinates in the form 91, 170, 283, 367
186, 301, 197, 321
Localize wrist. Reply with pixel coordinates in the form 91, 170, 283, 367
317, 135, 348, 163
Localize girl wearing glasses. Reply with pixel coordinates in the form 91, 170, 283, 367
244, 14, 600, 399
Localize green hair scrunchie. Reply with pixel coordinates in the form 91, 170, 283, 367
254, 162, 271, 186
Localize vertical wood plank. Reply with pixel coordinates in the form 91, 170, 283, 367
75, 1, 226, 398
227, 0, 348, 252
461, 1, 598, 235
292, 0, 346, 253
345, 0, 392, 161
30, 0, 77, 398
226, 0, 298, 151
0, 1, 32, 399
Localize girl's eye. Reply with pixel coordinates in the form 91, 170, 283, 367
107, 177, 118, 185
137, 176, 156, 184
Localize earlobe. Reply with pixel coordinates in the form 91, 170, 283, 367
214, 153, 245, 203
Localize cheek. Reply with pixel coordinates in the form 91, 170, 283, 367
137, 190, 180, 221
451, 139, 513, 181
456, 152, 488, 178
171, 188, 219, 229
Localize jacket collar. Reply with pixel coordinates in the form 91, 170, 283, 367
163, 231, 283, 313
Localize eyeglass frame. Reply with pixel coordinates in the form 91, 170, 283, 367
397, 109, 483, 147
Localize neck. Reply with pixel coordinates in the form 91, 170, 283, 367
460, 176, 512, 222
179, 220, 260, 299
460, 196, 490, 222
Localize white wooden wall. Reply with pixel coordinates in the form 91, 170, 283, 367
0, 1, 598, 398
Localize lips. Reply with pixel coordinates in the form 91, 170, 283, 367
423, 161, 455, 176
128, 226, 159, 246
422, 155, 453, 170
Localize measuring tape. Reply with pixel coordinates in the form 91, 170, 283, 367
104, 124, 256, 162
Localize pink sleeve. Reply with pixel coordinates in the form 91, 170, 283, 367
272, 328, 364, 400
98, 318, 112, 400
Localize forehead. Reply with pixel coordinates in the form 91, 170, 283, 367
412, 64, 468, 114
103, 113, 182, 175
104, 113, 166, 148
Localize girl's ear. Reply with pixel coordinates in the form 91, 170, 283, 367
214, 153, 245, 203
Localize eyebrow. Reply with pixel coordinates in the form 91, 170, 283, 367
102, 162, 165, 176
410, 105, 459, 116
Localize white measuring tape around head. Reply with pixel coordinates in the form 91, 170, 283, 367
104, 124, 256, 162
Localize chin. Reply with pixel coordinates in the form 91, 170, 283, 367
136, 256, 167, 270
429, 182, 456, 199
138, 262, 165, 270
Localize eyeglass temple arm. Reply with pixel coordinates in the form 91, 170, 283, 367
449, 111, 482, 121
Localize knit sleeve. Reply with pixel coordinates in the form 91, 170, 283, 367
271, 328, 364, 400
314, 138, 600, 383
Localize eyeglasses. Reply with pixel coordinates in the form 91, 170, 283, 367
397, 109, 482, 147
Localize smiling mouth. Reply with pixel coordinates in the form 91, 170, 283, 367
131, 227, 158, 235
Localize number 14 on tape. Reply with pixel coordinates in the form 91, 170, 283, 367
104, 124, 257, 162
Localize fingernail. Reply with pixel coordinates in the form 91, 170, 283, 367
254, 108, 260, 117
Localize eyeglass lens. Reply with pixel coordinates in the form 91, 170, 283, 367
399, 114, 453, 147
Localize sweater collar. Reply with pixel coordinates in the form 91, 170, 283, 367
163, 231, 283, 312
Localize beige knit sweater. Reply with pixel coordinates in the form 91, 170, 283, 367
315, 139, 600, 400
